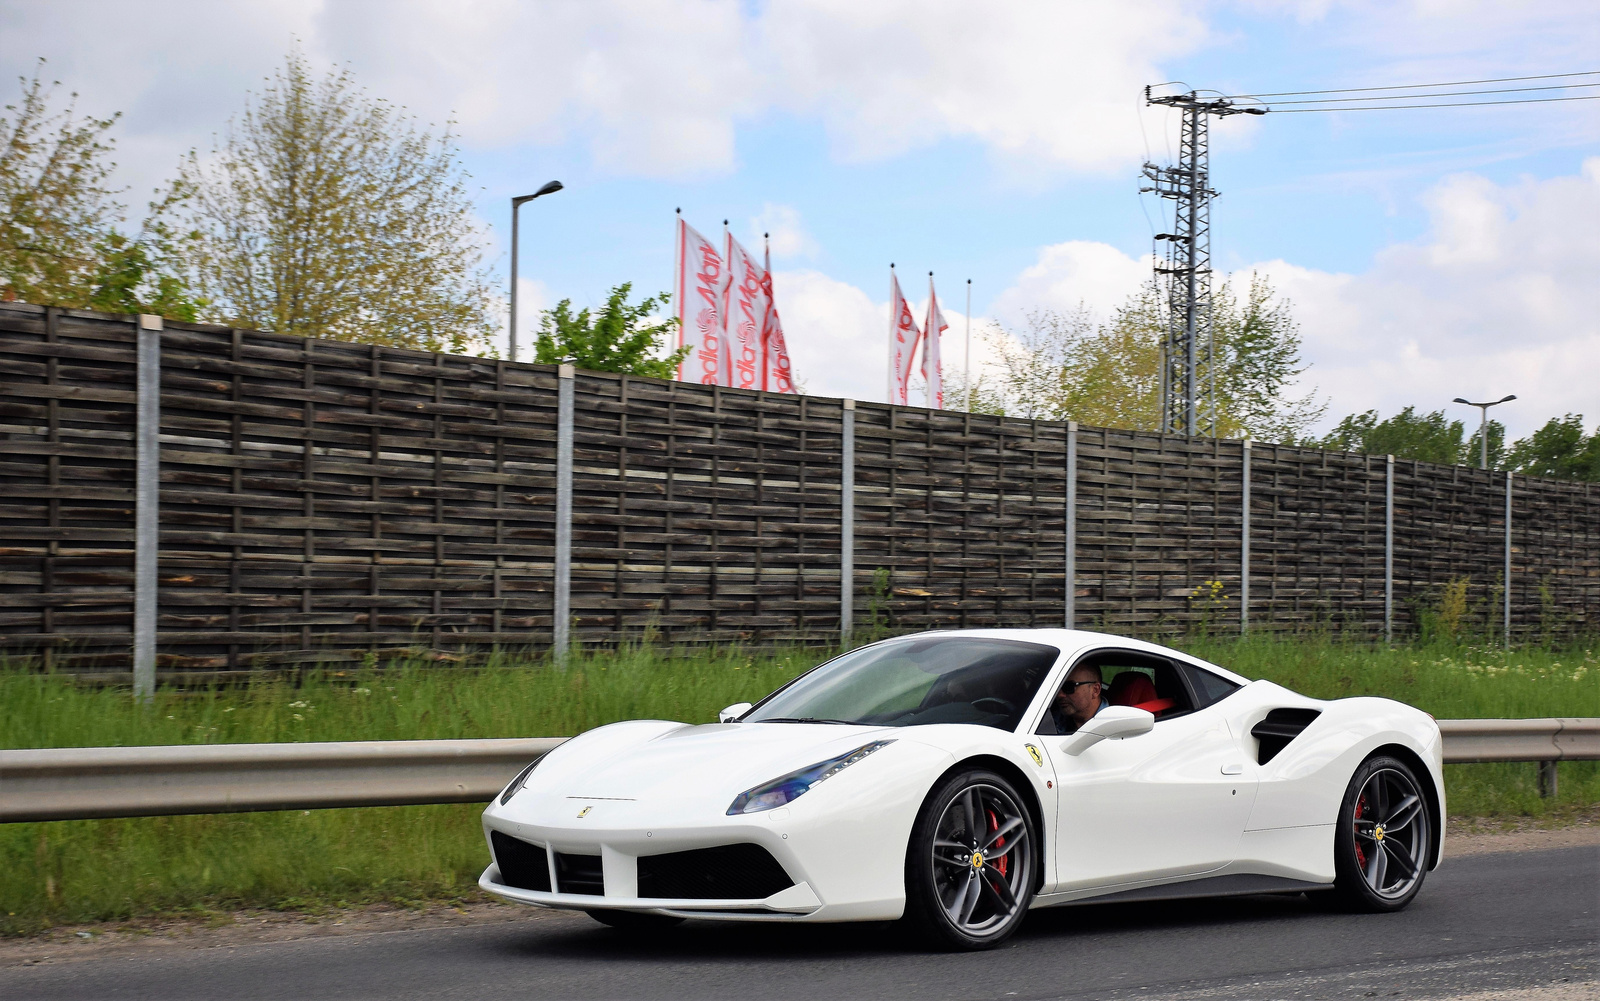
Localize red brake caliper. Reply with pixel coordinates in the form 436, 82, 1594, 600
1353, 794, 1368, 869
987, 809, 1008, 878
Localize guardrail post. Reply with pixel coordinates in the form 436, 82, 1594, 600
1240, 440, 1251, 634
1065, 421, 1077, 629
553, 363, 574, 660
1384, 454, 1394, 644
134, 314, 162, 700
1537, 760, 1557, 799
1504, 470, 1513, 650
840, 400, 855, 645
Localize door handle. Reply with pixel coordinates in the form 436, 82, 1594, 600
1220, 763, 1244, 775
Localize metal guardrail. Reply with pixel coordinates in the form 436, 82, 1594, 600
2, 721, 1595, 824
1437, 718, 1600, 764
0, 737, 564, 823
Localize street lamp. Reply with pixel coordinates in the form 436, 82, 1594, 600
1452, 394, 1516, 469
509, 180, 564, 362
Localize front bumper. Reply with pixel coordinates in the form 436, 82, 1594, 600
479, 863, 824, 921
481, 794, 916, 922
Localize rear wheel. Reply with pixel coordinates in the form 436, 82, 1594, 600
585, 909, 685, 932
1332, 754, 1431, 912
905, 768, 1036, 951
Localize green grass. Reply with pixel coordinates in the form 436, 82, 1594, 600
3, 636, 1596, 935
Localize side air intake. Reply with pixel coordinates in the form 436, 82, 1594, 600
1251, 708, 1322, 765
490, 831, 551, 892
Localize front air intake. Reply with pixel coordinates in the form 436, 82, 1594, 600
1251, 708, 1322, 764
554, 852, 605, 895
637, 843, 795, 900
490, 831, 551, 892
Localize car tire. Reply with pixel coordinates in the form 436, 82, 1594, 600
585, 909, 686, 932
904, 768, 1037, 951
1331, 754, 1431, 912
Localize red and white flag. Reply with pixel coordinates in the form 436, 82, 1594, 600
722, 234, 769, 391
761, 244, 796, 393
922, 276, 948, 410
675, 217, 728, 386
888, 269, 922, 406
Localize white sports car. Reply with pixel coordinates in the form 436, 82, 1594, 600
480, 629, 1444, 949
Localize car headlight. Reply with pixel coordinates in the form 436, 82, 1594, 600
499, 757, 543, 805
727, 740, 895, 815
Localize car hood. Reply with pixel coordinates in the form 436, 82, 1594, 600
525, 720, 894, 807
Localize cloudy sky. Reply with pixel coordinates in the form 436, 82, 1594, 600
4, 0, 1595, 437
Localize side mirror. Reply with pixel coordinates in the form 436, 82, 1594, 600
1060, 706, 1155, 756
718, 702, 753, 723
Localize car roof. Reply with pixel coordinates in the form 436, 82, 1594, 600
875, 627, 1253, 687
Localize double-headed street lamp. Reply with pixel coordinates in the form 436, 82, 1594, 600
509, 180, 564, 362
1452, 394, 1516, 469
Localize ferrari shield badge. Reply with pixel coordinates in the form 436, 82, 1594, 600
576, 805, 592, 818
1025, 744, 1043, 767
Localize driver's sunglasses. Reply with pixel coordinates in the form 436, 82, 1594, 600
1059, 680, 1101, 692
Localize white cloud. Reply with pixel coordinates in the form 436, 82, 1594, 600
761, 1, 1206, 172
988, 241, 1153, 326
1, 0, 1211, 180
1260, 159, 1600, 438
749, 204, 818, 261
772, 269, 885, 401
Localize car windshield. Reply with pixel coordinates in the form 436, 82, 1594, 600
743, 637, 1060, 730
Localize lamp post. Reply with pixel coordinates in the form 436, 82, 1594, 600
508, 180, 564, 362
1452, 394, 1516, 469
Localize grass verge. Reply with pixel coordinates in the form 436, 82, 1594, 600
3, 635, 1595, 935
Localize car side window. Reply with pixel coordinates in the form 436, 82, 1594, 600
1180, 662, 1242, 708
1035, 649, 1196, 734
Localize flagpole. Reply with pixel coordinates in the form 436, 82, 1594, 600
763, 232, 771, 393
888, 263, 896, 405
928, 272, 936, 410
965, 278, 972, 412
673, 208, 684, 379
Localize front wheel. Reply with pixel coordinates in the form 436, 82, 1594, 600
1331, 754, 1431, 912
904, 768, 1037, 951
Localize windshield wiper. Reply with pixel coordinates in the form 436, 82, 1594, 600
754, 717, 861, 725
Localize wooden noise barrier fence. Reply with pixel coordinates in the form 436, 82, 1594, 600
1, 303, 1596, 688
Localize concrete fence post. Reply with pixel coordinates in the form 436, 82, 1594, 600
1240, 440, 1252, 634
553, 364, 574, 659
840, 400, 855, 645
134, 314, 162, 700
1385, 454, 1395, 644
1065, 421, 1077, 629
1504, 470, 1513, 650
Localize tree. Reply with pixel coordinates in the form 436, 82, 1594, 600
162, 51, 496, 353
1505, 414, 1600, 481
1316, 407, 1471, 464
962, 272, 1324, 442
533, 283, 688, 378
0, 62, 120, 305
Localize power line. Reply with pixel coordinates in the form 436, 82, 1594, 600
1262, 81, 1600, 105
1228, 70, 1600, 100
1270, 93, 1600, 113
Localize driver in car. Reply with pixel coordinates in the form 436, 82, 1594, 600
1051, 664, 1109, 734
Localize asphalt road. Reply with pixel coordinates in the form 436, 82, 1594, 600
6, 845, 1595, 1001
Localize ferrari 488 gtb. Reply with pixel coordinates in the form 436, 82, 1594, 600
481, 629, 1442, 949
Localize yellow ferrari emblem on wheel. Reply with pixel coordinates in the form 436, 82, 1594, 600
970, 851, 985, 869
1025, 744, 1043, 766
1374, 824, 1385, 843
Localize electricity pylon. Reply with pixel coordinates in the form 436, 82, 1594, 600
1142, 88, 1264, 436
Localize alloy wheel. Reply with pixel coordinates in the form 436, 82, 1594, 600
930, 782, 1033, 937
1350, 766, 1428, 900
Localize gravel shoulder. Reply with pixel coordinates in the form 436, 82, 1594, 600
4, 818, 1595, 969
